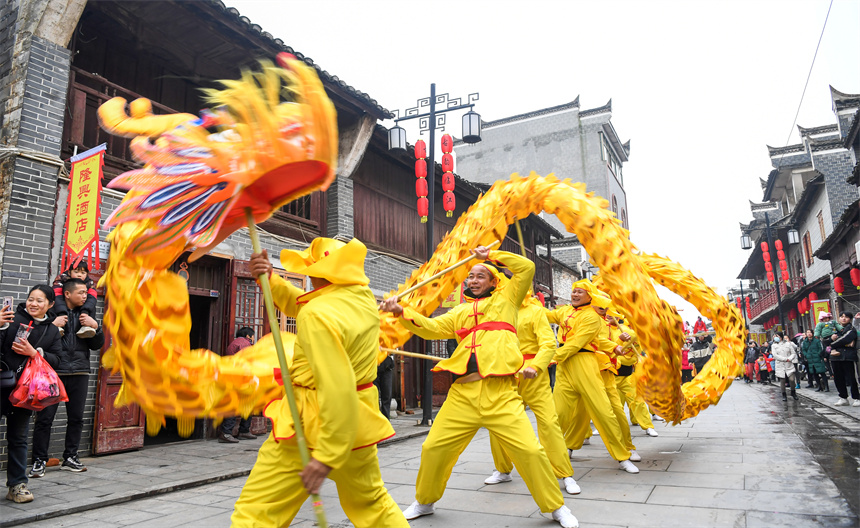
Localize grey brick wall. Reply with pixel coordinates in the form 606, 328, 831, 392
0, 36, 72, 469
326, 175, 354, 239
454, 105, 629, 234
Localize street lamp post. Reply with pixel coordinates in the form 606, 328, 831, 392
388, 84, 481, 426
741, 209, 801, 334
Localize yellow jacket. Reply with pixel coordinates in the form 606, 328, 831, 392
545, 304, 602, 364
594, 318, 618, 374
400, 250, 533, 377
518, 300, 557, 373
265, 275, 394, 470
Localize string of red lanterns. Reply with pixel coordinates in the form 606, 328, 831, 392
761, 242, 775, 284
775, 239, 789, 284
440, 134, 456, 217
414, 140, 428, 222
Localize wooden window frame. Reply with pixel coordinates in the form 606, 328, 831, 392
802, 231, 813, 267
816, 210, 826, 241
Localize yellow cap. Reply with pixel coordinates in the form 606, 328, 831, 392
571, 278, 600, 300
280, 237, 369, 285
592, 291, 612, 309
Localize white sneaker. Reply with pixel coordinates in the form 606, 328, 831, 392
629, 450, 642, 462
484, 470, 512, 485
76, 325, 96, 338
551, 505, 579, 528
562, 476, 581, 495
591, 429, 599, 436
834, 398, 849, 406
853, 400, 860, 407
581, 438, 590, 445
619, 459, 640, 474
652, 415, 665, 422
403, 501, 435, 520
645, 428, 659, 437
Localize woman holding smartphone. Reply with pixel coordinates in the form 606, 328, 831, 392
0, 285, 62, 503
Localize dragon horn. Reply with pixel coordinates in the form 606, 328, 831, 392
98, 97, 197, 139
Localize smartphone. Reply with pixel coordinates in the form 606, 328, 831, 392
2, 296, 12, 312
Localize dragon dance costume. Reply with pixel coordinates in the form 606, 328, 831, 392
232, 238, 407, 528
488, 295, 574, 480
399, 250, 565, 513
545, 281, 632, 462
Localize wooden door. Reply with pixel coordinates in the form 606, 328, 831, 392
93, 324, 145, 454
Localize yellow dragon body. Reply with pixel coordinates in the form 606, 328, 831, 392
97, 60, 745, 435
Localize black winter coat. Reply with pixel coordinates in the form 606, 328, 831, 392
0, 304, 62, 381
829, 326, 858, 362
55, 303, 105, 374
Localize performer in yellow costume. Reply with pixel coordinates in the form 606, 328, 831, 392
484, 291, 580, 495
380, 246, 579, 528
232, 238, 408, 528
608, 310, 659, 437
546, 280, 640, 474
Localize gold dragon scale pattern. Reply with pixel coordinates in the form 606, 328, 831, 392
101, 172, 745, 433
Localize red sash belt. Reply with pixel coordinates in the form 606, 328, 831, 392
273, 369, 374, 392
455, 321, 516, 339
522, 354, 537, 360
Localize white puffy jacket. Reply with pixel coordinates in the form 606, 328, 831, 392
770, 340, 798, 379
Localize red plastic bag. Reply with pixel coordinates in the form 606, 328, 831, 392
9, 354, 68, 411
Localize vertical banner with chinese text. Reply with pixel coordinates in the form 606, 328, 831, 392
62, 144, 105, 272
811, 299, 831, 324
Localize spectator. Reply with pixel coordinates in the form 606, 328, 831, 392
755, 353, 768, 383
375, 351, 395, 421
30, 279, 104, 477
681, 342, 694, 383
1, 285, 62, 503
688, 335, 714, 373
828, 311, 858, 407
219, 327, 257, 443
744, 341, 759, 383
693, 316, 707, 335
52, 262, 98, 338
800, 330, 829, 392
770, 331, 798, 402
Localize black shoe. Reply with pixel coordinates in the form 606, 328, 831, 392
237, 432, 257, 440
781, 394, 787, 402
28, 459, 46, 478
61, 455, 87, 472
792, 393, 798, 401
218, 433, 239, 444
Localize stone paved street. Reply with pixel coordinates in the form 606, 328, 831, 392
4, 380, 858, 528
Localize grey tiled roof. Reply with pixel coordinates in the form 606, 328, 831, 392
831, 85, 860, 112
578, 99, 612, 118
482, 97, 581, 129
767, 144, 804, 157
796, 124, 838, 136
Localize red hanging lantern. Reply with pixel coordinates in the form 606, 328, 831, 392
417, 197, 429, 222
441, 153, 454, 173
774, 240, 783, 251
442, 173, 455, 192
802, 298, 810, 315
443, 190, 456, 216
764, 262, 773, 273
779, 260, 788, 271
850, 268, 860, 289
760, 242, 769, 253
414, 139, 427, 159
440, 134, 453, 154
763, 251, 771, 262
415, 178, 428, 197
834, 277, 844, 296
809, 292, 818, 303
781, 269, 790, 282
415, 159, 427, 179
789, 308, 797, 321
735, 297, 742, 311
767, 271, 775, 283
776, 250, 785, 261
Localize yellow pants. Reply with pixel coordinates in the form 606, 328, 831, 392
416, 376, 564, 513
554, 353, 631, 461
232, 436, 407, 528
489, 368, 573, 479
615, 375, 654, 430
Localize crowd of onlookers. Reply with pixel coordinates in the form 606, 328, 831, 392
1, 262, 102, 504
742, 311, 860, 407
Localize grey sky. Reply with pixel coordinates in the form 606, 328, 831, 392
228, 0, 860, 318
